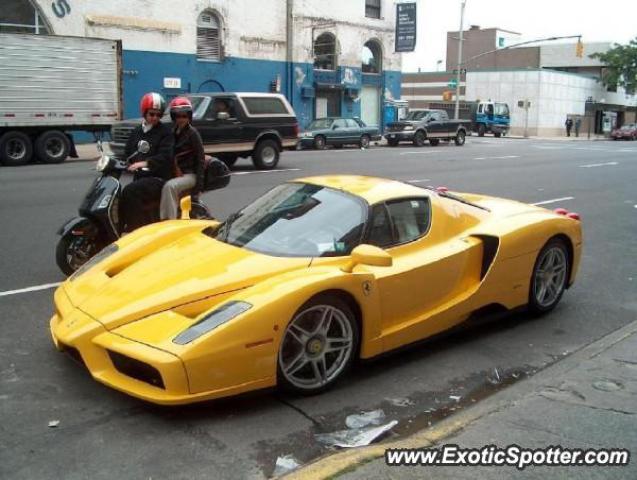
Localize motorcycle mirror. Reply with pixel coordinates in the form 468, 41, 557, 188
137, 140, 150, 154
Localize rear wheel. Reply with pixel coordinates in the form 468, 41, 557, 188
528, 238, 570, 314
35, 130, 70, 164
413, 130, 426, 147
0, 131, 33, 166
429, 139, 440, 146
313, 135, 326, 150
359, 134, 371, 149
278, 295, 359, 395
478, 124, 486, 137
455, 130, 466, 146
252, 139, 280, 170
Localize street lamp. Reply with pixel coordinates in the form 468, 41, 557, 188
454, 0, 467, 120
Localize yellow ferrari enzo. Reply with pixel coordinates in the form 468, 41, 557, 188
50, 175, 582, 405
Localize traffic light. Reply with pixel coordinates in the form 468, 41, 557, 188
575, 40, 584, 58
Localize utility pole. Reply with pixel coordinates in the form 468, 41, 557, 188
454, 0, 466, 120
286, 0, 294, 106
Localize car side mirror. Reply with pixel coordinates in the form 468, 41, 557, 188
342, 244, 392, 273
216, 112, 230, 121
137, 140, 150, 154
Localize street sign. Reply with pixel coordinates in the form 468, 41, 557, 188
163, 77, 182, 89
448, 79, 458, 88
395, 3, 417, 53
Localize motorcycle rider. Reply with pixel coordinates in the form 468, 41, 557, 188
160, 97, 205, 220
120, 92, 174, 232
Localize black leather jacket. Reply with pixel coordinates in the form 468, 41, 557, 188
173, 124, 205, 193
124, 121, 174, 181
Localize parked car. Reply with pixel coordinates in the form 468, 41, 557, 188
385, 109, 470, 147
611, 123, 637, 140
298, 117, 381, 149
110, 93, 298, 170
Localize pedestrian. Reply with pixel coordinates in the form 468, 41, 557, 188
574, 117, 581, 137
159, 97, 205, 220
120, 92, 174, 232
565, 117, 573, 137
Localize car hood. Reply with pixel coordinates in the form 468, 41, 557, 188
66, 231, 311, 330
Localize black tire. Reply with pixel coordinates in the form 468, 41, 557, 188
252, 139, 280, 170
0, 131, 33, 166
55, 232, 103, 276
277, 294, 360, 396
217, 154, 238, 168
494, 132, 502, 138
478, 124, 486, 137
528, 238, 570, 315
35, 130, 71, 164
313, 135, 326, 150
359, 134, 371, 149
387, 138, 399, 147
413, 130, 426, 147
455, 130, 466, 146
429, 139, 440, 146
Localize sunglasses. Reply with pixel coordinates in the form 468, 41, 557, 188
146, 111, 162, 118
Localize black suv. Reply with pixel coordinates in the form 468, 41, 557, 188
110, 93, 299, 169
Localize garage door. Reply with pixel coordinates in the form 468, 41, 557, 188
361, 86, 380, 126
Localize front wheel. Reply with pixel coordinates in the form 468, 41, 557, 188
278, 296, 359, 395
359, 134, 371, 149
56, 232, 103, 276
455, 130, 466, 146
413, 130, 426, 147
528, 238, 570, 314
313, 135, 326, 150
252, 139, 280, 170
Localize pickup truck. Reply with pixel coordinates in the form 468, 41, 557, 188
384, 109, 470, 147
110, 93, 298, 170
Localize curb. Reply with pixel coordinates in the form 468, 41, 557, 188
282, 318, 637, 479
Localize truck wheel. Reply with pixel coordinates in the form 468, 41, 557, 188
477, 124, 486, 137
359, 134, 371, 149
0, 131, 33, 166
35, 130, 71, 164
413, 130, 426, 147
252, 139, 280, 170
429, 139, 440, 146
455, 130, 466, 146
218, 154, 238, 168
313, 135, 326, 150
494, 132, 502, 138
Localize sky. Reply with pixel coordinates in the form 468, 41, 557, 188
401, 0, 637, 72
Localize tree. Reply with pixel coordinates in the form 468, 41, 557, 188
590, 37, 637, 94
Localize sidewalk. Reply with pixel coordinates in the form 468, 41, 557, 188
285, 320, 637, 479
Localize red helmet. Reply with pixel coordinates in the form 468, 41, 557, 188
140, 92, 167, 116
169, 96, 193, 121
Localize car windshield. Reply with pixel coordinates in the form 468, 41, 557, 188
404, 110, 430, 121
309, 119, 333, 129
209, 183, 367, 257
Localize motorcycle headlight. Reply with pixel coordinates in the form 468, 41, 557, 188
404, 125, 415, 131
96, 155, 111, 172
69, 243, 119, 280
173, 301, 252, 345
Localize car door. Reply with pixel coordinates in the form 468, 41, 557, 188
364, 198, 483, 352
197, 96, 246, 154
346, 118, 363, 142
427, 112, 447, 138
330, 118, 349, 145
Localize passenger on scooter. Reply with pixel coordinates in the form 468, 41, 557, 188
160, 97, 205, 220
120, 92, 174, 232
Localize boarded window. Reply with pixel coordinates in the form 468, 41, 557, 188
242, 97, 289, 115
197, 11, 221, 61
365, 0, 381, 19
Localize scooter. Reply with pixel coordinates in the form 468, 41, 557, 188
55, 140, 212, 276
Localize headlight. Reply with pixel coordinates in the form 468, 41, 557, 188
96, 155, 111, 172
173, 301, 252, 345
403, 125, 414, 131
303, 132, 313, 137
69, 243, 119, 281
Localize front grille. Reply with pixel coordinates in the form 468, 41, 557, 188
111, 125, 134, 144
107, 350, 165, 389
388, 125, 404, 132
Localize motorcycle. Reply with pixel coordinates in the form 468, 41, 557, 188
55, 140, 213, 276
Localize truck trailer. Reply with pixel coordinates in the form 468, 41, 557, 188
0, 33, 122, 166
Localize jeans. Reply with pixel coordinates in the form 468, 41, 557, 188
160, 173, 197, 220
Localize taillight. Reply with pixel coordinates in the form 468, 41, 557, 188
566, 212, 581, 221
293, 123, 300, 136
554, 208, 568, 215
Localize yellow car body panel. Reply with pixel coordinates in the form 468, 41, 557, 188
50, 175, 582, 405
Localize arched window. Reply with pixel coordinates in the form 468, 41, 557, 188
197, 11, 222, 61
314, 33, 337, 70
0, 0, 50, 34
362, 40, 382, 74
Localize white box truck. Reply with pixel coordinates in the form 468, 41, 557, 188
0, 33, 122, 166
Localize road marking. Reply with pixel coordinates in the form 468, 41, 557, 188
406, 178, 431, 183
399, 151, 437, 155
0, 282, 61, 298
232, 168, 301, 176
473, 155, 520, 160
578, 161, 618, 168
531, 196, 574, 206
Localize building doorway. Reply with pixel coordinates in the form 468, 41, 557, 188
361, 86, 380, 126
315, 89, 341, 119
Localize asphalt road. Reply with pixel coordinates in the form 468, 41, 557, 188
1, 138, 636, 479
